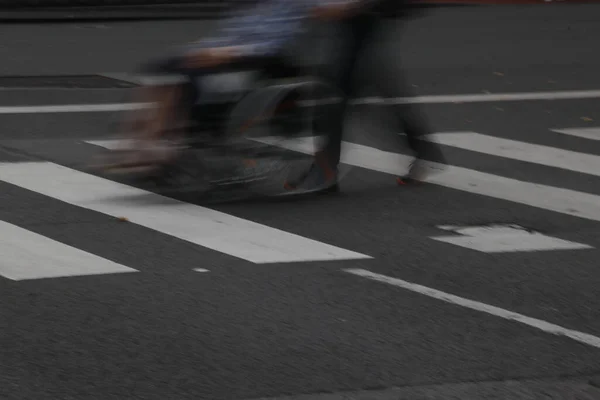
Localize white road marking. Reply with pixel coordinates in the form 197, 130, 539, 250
193, 268, 210, 273
431, 224, 592, 253
3, 89, 600, 114
365, 89, 600, 105
552, 127, 600, 141
0, 103, 150, 114
0, 162, 370, 264
428, 131, 600, 177
344, 268, 600, 350
85, 139, 137, 150
0, 220, 137, 281
254, 136, 600, 223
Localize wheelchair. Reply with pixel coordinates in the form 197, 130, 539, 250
96, 40, 343, 204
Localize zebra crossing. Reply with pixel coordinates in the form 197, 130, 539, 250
1, 124, 599, 282
258, 128, 600, 222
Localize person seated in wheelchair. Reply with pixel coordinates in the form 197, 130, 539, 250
111, 0, 357, 170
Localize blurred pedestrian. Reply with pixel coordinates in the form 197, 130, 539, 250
109, 0, 344, 168
286, 0, 446, 192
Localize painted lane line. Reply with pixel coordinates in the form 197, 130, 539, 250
552, 127, 600, 141
86, 139, 140, 150
431, 224, 592, 253
428, 131, 600, 178
347, 268, 600, 349
100, 72, 600, 104
3, 89, 600, 115
0, 103, 150, 114
345, 268, 600, 350
371, 89, 600, 105
254, 136, 600, 223
0, 162, 370, 264
0, 220, 137, 281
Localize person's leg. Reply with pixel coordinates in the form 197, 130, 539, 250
323, 12, 378, 168
371, 51, 446, 182
113, 83, 183, 167
286, 13, 378, 191
113, 52, 199, 167
396, 102, 446, 182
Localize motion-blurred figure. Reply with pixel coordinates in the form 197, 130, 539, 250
286, 0, 447, 192
110, 0, 349, 168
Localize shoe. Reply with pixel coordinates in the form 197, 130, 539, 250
284, 152, 338, 194
397, 157, 445, 185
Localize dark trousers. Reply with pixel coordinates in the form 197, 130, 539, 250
319, 12, 442, 168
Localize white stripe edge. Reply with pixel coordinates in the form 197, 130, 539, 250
344, 268, 600, 350
3, 89, 600, 114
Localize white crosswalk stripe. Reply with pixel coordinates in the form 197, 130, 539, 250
430, 224, 592, 254
0, 220, 138, 281
254, 133, 600, 223
1, 124, 599, 281
0, 162, 371, 270
552, 127, 600, 141
427, 131, 600, 177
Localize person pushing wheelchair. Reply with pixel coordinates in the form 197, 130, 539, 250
285, 0, 447, 192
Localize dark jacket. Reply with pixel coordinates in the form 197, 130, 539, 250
367, 0, 427, 18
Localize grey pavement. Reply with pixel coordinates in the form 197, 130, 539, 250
3, 4, 600, 400
1, 5, 600, 90
0, 3, 230, 22
257, 378, 600, 400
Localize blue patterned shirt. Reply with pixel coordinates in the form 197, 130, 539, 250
186, 0, 362, 57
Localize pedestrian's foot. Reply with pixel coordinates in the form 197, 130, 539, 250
284, 154, 339, 194
94, 140, 175, 173
397, 157, 445, 185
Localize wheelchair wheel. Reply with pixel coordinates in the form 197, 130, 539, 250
214, 76, 345, 198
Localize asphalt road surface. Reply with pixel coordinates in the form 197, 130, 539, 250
3, 4, 600, 400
